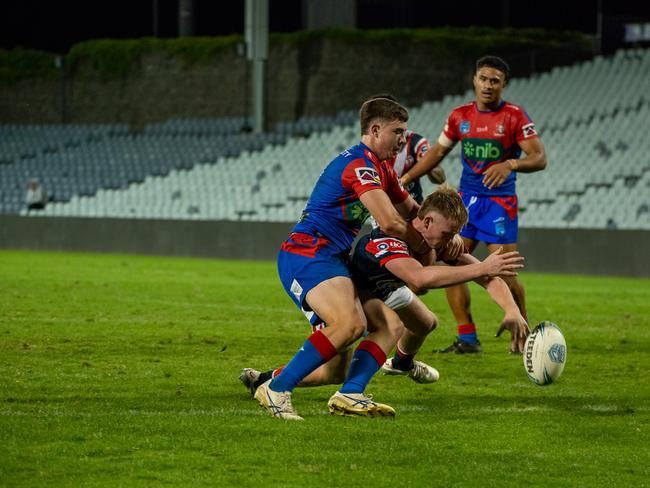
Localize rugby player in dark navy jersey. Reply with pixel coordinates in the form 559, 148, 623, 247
391, 129, 446, 204
400, 56, 547, 354
352, 186, 528, 377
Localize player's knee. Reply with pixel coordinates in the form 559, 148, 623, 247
350, 321, 368, 341
412, 314, 437, 337
428, 315, 439, 333
338, 320, 367, 344
327, 312, 367, 344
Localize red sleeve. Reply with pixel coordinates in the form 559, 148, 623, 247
443, 109, 461, 143
513, 106, 539, 143
383, 163, 410, 204
341, 158, 384, 198
365, 237, 411, 266
379, 253, 412, 267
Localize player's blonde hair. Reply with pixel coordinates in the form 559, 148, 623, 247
359, 94, 409, 136
418, 184, 468, 231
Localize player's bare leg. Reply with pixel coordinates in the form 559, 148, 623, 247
298, 349, 352, 386
445, 283, 474, 326
439, 237, 483, 353
328, 295, 400, 417
382, 298, 440, 383
255, 277, 366, 420
241, 347, 353, 398
486, 242, 527, 320
306, 277, 368, 349
395, 298, 436, 354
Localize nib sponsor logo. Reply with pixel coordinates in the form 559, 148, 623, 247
462, 138, 504, 162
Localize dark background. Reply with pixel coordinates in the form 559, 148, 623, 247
2, 0, 649, 54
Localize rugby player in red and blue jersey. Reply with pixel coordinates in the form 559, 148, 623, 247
400, 56, 547, 354
253, 96, 434, 420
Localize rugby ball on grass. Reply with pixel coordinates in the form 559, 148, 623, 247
524, 321, 567, 385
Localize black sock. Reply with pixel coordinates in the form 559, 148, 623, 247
254, 370, 274, 390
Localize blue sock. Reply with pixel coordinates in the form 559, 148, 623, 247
339, 340, 386, 394
458, 323, 479, 344
269, 330, 336, 393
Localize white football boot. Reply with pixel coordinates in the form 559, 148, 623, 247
381, 358, 440, 384
254, 379, 303, 421
327, 391, 395, 417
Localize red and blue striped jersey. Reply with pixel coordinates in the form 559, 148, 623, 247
443, 101, 538, 196
293, 143, 409, 252
391, 131, 430, 204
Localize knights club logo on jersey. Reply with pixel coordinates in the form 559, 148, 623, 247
522, 123, 537, 138
355, 167, 381, 186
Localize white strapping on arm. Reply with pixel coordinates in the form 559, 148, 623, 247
437, 131, 457, 149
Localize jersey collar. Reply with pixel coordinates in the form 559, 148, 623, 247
473, 100, 506, 113
360, 142, 381, 165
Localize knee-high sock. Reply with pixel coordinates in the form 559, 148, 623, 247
269, 330, 337, 393
458, 323, 479, 344
339, 340, 386, 394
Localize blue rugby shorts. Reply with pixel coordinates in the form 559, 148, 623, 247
277, 232, 352, 328
459, 193, 519, 245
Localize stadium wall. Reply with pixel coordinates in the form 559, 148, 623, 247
1, 215, 648, 277
0, 30, 591, 129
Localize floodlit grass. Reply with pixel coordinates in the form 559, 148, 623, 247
0, 250, 648, 487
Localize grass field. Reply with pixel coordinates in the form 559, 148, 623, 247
1, 250, 648, 487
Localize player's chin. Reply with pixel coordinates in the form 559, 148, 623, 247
480, 92, 495, 103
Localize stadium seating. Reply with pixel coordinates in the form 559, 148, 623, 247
1, 48, 648, 229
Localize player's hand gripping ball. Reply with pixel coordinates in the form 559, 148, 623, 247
524, 321, 567, 385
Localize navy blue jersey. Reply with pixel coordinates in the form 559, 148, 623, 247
349, 227, 412, 300
390, 131, 430, 204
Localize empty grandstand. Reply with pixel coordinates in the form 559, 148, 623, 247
1, 48, 648, 230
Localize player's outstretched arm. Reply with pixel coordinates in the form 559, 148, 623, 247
385, 247, 523, 291
463, 253, 529, 352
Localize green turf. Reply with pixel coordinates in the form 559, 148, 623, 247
0, 250, 648, 487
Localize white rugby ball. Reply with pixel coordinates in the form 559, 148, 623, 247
523, 321, 567, 385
